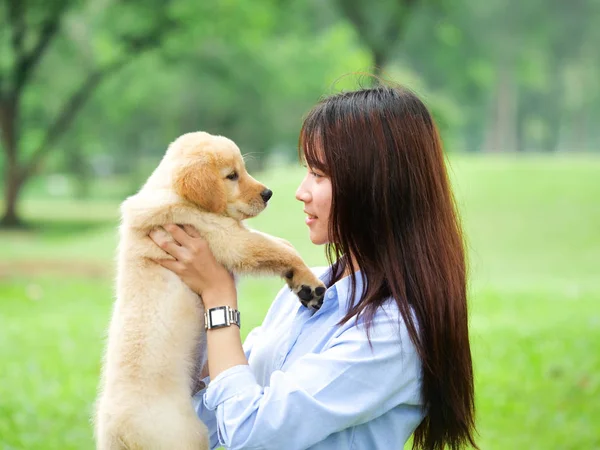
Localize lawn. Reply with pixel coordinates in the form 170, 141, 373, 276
0, 155, 599, 449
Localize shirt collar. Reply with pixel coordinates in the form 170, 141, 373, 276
318, 265, 366, 315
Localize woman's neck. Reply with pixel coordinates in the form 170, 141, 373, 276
341, 255, 360, 276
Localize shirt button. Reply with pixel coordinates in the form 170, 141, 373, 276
327, 291, 335, 299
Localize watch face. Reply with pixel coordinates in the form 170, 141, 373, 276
210, 309, 227, 327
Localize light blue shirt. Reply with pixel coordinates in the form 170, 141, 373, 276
192, 267, 424, 450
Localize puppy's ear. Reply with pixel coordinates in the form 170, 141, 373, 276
174, 162, 227, 214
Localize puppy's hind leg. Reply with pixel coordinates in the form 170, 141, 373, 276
133, 402, 209, 450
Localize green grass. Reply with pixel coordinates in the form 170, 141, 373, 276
0, 279, 112, 449
1, 155, 599, 449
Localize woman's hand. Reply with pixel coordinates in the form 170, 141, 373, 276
148, 224, 237, 309
150, 225, 247, 381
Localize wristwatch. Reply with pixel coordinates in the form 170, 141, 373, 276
204, 306, 241, 330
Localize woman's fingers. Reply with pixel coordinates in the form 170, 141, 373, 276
163, 224, 193, 246
150, 224, 207, 263
154, 258, 185, 273
182, 224, 202, 238
149, 228, 183, 258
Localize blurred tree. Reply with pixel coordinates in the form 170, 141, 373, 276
2, 0, 597, 222
0, 0, 177, 227
61, 0, 369, 180
334, 0, 420, 76
400, 0, 600, 152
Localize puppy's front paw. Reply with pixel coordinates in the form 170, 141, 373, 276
295, 284, 326, 310
285, 269, 326, 310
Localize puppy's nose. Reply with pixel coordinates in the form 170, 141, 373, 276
261, 189, 273, 203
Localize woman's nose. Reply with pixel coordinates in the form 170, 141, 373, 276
295, 187, 307, 202
295, 179, 311, 202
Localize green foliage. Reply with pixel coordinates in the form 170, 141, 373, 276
0, 155, 599, 449
3, 0, 600, 225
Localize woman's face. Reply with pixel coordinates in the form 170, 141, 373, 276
295, 165, 332, 245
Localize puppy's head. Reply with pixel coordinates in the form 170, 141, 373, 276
170, 132, 272, 220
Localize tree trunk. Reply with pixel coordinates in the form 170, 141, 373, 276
1, 168, 25, 227
483, 62, 517, 152
373, 50, 386, 79
515, 87, 528, 152
0, 97, 26, 227
572, 107, 589, 151
539, 56, 564, 152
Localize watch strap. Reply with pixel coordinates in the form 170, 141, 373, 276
204, 305, 241, 330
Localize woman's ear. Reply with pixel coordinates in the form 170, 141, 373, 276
174, 161, 227, 214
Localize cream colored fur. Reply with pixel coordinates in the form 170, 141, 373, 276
94, 132, 325, 450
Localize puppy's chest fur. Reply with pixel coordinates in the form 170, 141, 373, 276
107, 217, 207, 390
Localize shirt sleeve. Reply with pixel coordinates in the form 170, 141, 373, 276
192, 376, 220, 449
203, 310, 422, 450
193, 325, 263, 449
242, 326, 262, 360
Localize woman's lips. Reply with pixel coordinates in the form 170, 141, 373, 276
304, 211, 317, 226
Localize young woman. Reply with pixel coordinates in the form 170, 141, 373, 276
150, 85, 478, 449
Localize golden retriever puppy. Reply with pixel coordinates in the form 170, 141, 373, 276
94, 132, 326, 450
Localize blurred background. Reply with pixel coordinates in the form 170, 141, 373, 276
0, 0, 599, 449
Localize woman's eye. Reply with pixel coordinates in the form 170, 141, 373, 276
310, 170, 322, 179
226, 172, 239, 181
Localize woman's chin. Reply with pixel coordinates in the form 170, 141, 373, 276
309, 233, 329, 246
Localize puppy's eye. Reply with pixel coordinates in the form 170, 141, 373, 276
226, 172, 239, 181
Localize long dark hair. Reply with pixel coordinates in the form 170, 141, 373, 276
299, 85, 477, 450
